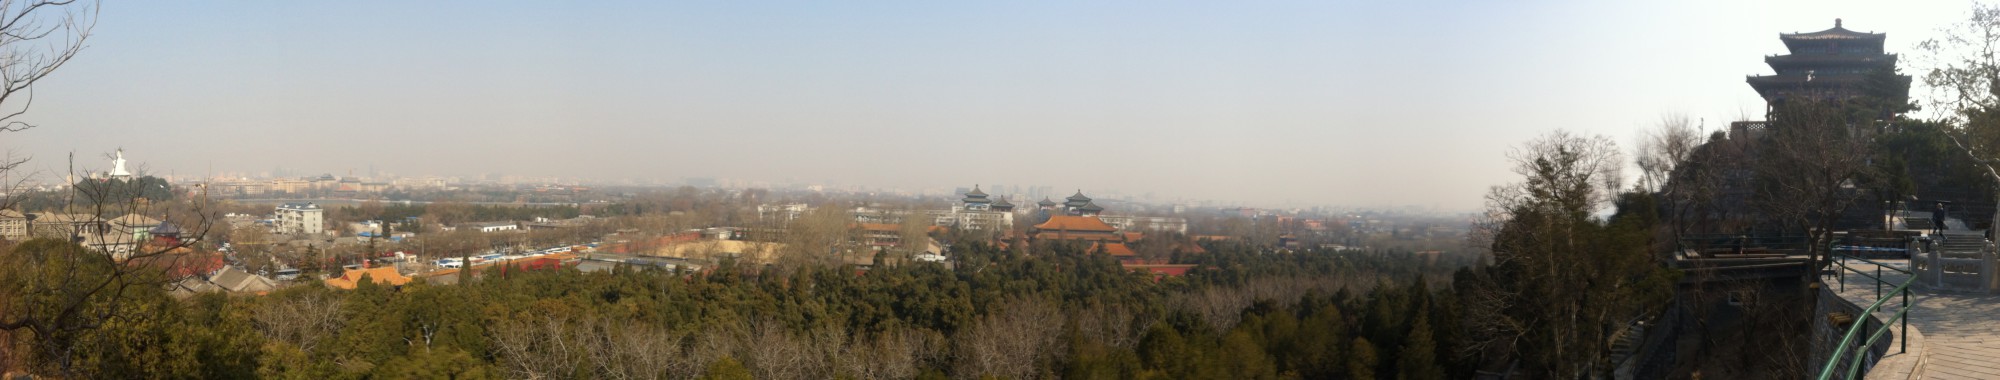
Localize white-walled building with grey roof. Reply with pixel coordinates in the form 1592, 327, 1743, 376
275, 202, 324, 235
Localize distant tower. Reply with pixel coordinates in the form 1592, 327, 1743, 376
1745, 18, 1910, 114
990, 196, 1015, 213
961, 185, 992, 211
1063, 190, 1094, 216
109, 149, 132, 179
1077, 201, 1104, 217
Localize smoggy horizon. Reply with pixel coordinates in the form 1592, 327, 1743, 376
0, 1, 1969, 211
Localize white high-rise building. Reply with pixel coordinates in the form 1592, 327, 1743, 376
275, 202, 324, 235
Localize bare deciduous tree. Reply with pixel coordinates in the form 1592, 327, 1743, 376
1466, 130, 1672, 378
1635, 113, 1703, 193
0, 0, 95, 217
953, 297, 1065, 380
848, 328, 942, 379
1916, 2, 2000, 125
251, 288, 346, 356
1662, 130, 1752, 238
1071, 303, 1143, 350
1754, 100, 1871, 279
742, 319, 820, 380
0, 0, 91, 136
489, 313, 589, 379
1166, 275, 1354, 334
775, 205, 854, 270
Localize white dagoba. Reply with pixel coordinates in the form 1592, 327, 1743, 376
109, 149, 131, 179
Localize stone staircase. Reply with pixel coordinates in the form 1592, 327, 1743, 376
1608, 323, 1643, 377
1937, 233, 1987, 259
1915, 230, 2000, 294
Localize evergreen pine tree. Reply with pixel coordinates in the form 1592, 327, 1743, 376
699, 357, 753, 380
1396, 313, 1445, 380
1347, 337, 1378, 380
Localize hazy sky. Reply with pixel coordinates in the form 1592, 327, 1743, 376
0, 1, 1974, 210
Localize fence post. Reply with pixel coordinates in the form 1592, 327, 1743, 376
1976, 248, 1992, 292
1934, 246, 1945, 290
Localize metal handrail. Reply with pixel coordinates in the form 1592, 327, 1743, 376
1830, 251, 1910, 308
1836, 253, 1913, 275
1816, 248, 1916, 380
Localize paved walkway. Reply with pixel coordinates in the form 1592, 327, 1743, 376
1831, 260, 2000, 380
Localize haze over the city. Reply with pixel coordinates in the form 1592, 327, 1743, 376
0, 0, 1968, 210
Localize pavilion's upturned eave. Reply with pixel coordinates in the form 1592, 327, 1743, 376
1780, 31, 1884, 40
1746, 75, 1866, 98
1745, 74, 1870, 85
1754, 73, 1909, 84
1764, 54, 1896, 68
1779, 32, 1886, 54
1781, 40, 1887, 54
1778, 23, 1885, 41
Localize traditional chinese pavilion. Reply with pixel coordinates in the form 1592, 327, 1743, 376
1059, 190, 1104, 217
1746, 19, 1910, 110
961, 185, 993, 211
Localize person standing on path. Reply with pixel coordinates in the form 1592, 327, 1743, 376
1933, 202, 1949, 236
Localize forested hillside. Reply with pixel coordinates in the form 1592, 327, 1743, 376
1, 239, 1475, 379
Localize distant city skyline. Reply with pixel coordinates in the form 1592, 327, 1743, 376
72, 152, 1440, 211
0, 1, 1971, 211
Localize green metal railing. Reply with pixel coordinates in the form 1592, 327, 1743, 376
1816, 248, 1916, 380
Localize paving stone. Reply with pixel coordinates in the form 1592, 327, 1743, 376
1833, 261, 2000, 380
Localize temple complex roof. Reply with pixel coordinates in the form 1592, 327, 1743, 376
1034, 215, 1117, 232
111, 213, 160, 229
962, 185, 991, 204
1091, 242, 1137, 257
1064, 190, 1093, 208
149, 221, 184, 236
1746, 74, 1869, 86
1066, 190, 1091, 202
324, 266, 411, 289
1028, 209, 1053, 226
1764, 54, 1896, 68
1747, 18, 1909, 107
991, 196, 1014, 209
1037, 197, 1057, 207
1779, 19, 1886, 54
1782, 19, 1882, 41
1080, 202, 1104, 212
